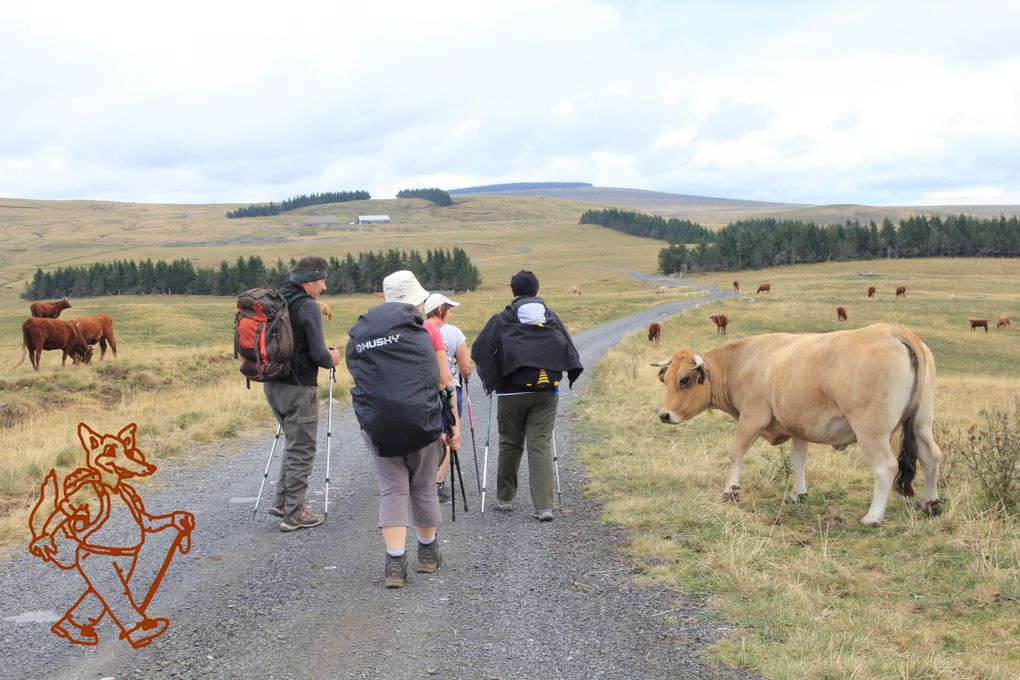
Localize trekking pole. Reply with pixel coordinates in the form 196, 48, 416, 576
252, 424, 283, 521
324, 366, 335, 518
552, 427, 562, 506
461, 376, 482, 492
451, 446, 468, 515
480, 392, 493, 513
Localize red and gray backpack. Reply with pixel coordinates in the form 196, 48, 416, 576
234, 287, 294, 385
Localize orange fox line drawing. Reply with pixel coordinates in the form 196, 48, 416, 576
28, 422, 195, 648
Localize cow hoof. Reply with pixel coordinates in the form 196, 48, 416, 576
721, 486, 740, 502
859, 516, 883, 527
922, 499, 943, 517
785, 493, 807, 504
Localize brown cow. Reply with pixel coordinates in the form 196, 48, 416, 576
652, 323, 942, 526
30, 297, 71, 318
16, 318, 93, 371
866, 286, 876, 298
996, 315, 1011, 329
836, 306, 848, 321
73, 314, 118, 359
896, 285, 907, 298
732, 281, 740, 292
756, 283, 771, 294
969, 319, 988, 333
647, 322, 661, 343
710, 314, 729, 334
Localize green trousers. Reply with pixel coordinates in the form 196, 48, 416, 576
496, 391, 557, 510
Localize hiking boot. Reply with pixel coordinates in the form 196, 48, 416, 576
416, 538, 442, 574
494, 498, 513, 511
267, 506, 285, 517
535, 509, 554, 522
436, 482, 451, 503
383, 553, 408, 588
280, 506, 324, 532
122, 617, 169, 649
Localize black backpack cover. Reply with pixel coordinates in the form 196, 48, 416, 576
346, 302, 442, 457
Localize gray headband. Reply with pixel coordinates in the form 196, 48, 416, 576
291, 269, 327, 283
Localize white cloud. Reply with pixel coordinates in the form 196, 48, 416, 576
0, 0, 1018, 206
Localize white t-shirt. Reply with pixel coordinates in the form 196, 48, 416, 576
438, 321, 467, 379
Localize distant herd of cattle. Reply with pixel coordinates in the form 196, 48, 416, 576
15, 297, 118, 371
649, 282, 1012, 343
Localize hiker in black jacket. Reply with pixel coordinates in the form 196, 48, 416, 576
471, 270, 582, 521
264, 257, 341, 532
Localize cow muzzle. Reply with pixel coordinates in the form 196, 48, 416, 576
659, 410, 680, 424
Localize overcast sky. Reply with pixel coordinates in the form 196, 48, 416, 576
2, 0, 1019, 206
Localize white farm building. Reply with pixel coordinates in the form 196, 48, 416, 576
357, 215, 390, 224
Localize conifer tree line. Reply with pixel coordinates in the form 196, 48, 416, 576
23, 248, 481, 299
396, 188, 453, 206
657, 214, 1020, 274
579, 208, 716, 244
226, 191, 371, 218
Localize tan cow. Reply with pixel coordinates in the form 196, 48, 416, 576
73, 314, 118, 360
996, 315, 1011, 329
652, 323, 941, 526
567, 285, 582, 296
317, 301, 334, 321
655, 285, 669, 296
16, 318, 94, 371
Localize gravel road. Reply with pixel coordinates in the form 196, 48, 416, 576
0, 277, 753, 680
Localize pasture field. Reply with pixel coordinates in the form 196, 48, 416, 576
0, 194, 695, 546
579, 257, 1020, 679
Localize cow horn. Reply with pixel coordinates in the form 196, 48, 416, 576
650, 358, 672, 367
692, 354, 704, 368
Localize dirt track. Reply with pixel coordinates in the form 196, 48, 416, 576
0, 277, 752, 680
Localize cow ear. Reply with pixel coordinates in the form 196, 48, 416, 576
117, 423, 138, 449
77, 422, 101, 453
657, 366, 668, 383
695, 367, 706, 384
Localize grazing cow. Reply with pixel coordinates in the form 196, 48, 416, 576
969, 319, 988, 333
655, 285, 669, 296
709, 314, 729, 334
733, 281, 740, 292
30, 297, 71, 318
996, 315, 1011, 329
896, 285, 907, 298
652, 323, 942, 526
73, 314, 118, 359
16, 318, 93, 371
317, 301, 333, 321
567, 285, 582, 296
836, 306, 848, 321
647, 322, 661, 344
756, 283, 771, 294
867, 286, 876, 298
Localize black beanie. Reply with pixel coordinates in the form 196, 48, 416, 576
510, 270, 539, 297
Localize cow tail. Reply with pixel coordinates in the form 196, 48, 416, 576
894, 340, 921, 497
14, 329, 27, 368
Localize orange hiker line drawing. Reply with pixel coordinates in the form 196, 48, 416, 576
27, 422, 195, 649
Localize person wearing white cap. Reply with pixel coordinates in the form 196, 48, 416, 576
424, 292, 472, 501
357, 270, 459, 587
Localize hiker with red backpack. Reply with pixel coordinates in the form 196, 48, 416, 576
346, 270, 459, 588
257, 257, 340, 531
